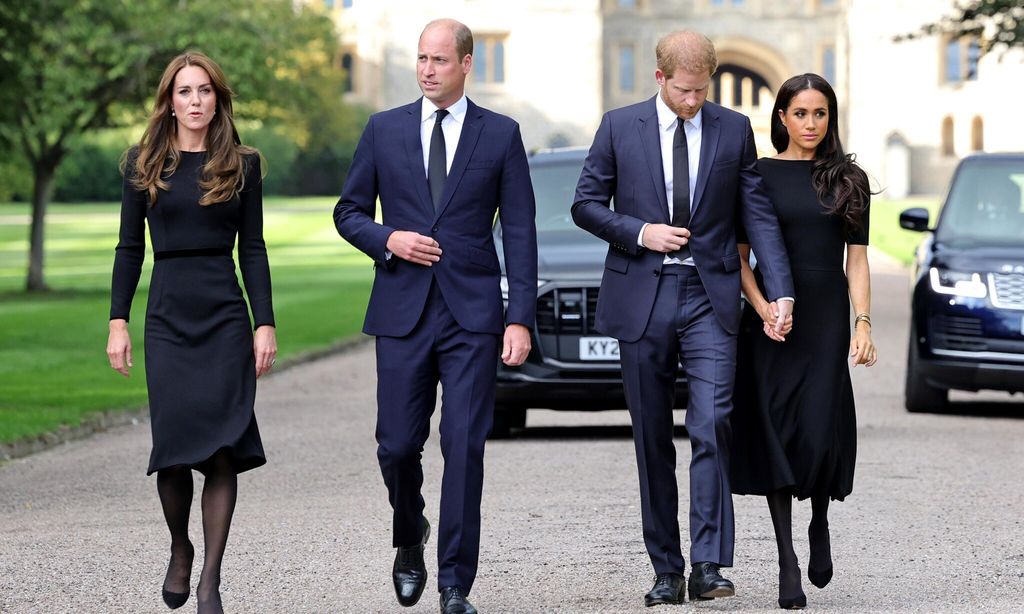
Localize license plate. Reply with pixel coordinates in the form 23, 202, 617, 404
580, 337, 619, 360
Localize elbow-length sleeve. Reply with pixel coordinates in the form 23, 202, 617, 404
237, 154, 275, 328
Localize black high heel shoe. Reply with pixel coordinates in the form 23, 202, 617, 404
807, 564, 833, 589
777, 567, 806, 610
807, 521, 833, 589
161, 542, 194, 609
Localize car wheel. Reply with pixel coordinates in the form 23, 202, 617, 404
490, 405, 527, 439
904, 332, 949, 413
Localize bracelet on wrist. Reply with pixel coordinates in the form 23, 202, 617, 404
854, 313, 871, 328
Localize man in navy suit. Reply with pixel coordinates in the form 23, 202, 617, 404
334, 18, 536, 614
572, 31, 794, 605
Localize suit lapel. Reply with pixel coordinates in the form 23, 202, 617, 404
434, 99, 483, 221
692, 103, 720, 216
403, 99, 435, 216
638, 97, 669, 224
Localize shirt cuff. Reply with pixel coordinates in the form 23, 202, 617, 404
637, 223, 648, 247
776, 297, 795, 303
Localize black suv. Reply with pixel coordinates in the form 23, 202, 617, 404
900, 153, 1024, 412
492, 147, 687, 436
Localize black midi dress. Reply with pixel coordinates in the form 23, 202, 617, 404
110, 150, 274, 475
730, 158, 869, 501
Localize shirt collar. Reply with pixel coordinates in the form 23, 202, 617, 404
421, 94, 468, 124
655, 90, 703, 133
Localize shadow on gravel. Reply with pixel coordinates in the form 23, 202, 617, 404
507, 424, 690, 440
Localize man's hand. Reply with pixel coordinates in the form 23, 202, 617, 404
386, 231, 442, 266
774, 300, 794, 335
757, 301, 792, 342
501, 324, 531, 366
641, 224, 690, 253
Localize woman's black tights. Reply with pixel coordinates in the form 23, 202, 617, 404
156, 450, 237, 614
766, 491, 804, 605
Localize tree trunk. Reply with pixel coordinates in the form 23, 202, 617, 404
26, 162, 57, 292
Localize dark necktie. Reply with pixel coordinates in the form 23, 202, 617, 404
428, 109, 450, 209
672, 117, 691, 260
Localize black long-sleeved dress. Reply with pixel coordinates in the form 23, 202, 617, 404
110, 149, 273, 475
731, 158, 869, 501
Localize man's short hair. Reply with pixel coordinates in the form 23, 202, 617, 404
656, 31, 718, 78
423, 18, 474, 60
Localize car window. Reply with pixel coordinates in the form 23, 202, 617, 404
937, 160, 1024, 245
531, 160, 585, 232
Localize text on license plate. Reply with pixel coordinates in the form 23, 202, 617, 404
579, 337, 619, 360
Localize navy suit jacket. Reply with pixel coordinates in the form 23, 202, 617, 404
572, 98, 793, 342
334, 98, 537, 337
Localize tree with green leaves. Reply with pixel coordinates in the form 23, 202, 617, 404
898, 1, 1024, 55
0, 0, 346, 291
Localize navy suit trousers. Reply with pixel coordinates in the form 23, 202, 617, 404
374, 280, 500, 593
619, 265, 737, 573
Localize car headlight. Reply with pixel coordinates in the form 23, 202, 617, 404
928, 267, 987, 298
500, 276, 547, 300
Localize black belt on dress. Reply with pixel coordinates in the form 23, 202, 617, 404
154, 247, 232, 261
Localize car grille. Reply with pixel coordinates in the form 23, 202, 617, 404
931, 315, 984, 337
928, 314, 1024, 355
989, 272, 1024, 310
536, 287, 599, 335
929, 315, 985, 351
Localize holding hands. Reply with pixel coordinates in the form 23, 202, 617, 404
387, 230, 442, 266
756, 300, 794, 342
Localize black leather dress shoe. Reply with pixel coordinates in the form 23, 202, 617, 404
687, 562, 735, 601
644, 572, 685, 606
439, 586, 477, 614
393, 517, 430, 607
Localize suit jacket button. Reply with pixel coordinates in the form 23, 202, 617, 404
432, 226, 439, 233
653, 269, 660, 277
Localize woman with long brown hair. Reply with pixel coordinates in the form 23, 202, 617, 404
730, 73, 876, 609
106, 51, 276, 614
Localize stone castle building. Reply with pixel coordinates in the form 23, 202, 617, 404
322, 0, 1023, 195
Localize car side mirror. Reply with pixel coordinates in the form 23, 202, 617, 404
899, 207, 930, 232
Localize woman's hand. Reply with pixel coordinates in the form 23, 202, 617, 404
849, 323, 877, 367
757, 301, 793, 342
254, 325, 278, 378
107, 319, 133, 377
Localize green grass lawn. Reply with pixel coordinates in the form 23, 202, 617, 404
869, 197, 942, 266
0, 197, 373, 443
0, 194, 944, 444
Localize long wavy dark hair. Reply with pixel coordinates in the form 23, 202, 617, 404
122, 51, 256, 206
771, 73, 870, 233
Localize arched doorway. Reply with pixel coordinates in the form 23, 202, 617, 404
709, 63, 776, 154
711, 39, 792, 154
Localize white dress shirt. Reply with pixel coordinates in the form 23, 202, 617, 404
638, 92, 702, 266
420, 95, 467, 177
384, 95, 468, 261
